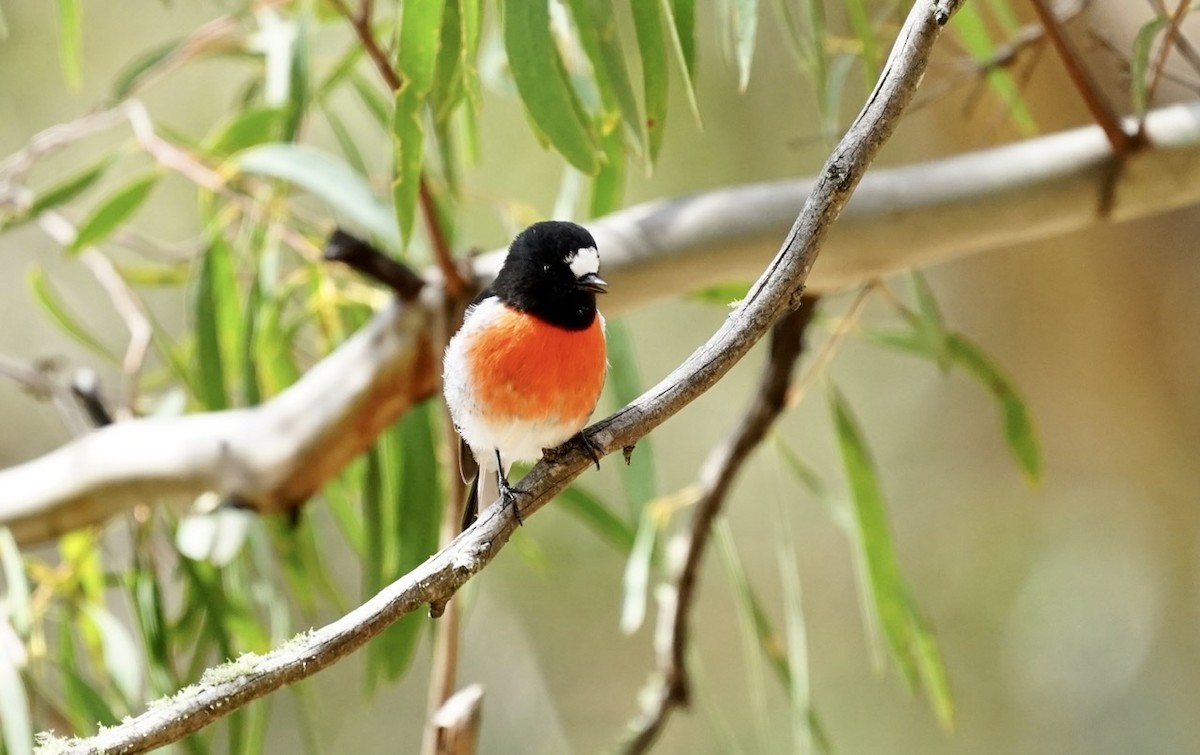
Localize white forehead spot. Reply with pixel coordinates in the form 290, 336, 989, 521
568, 246, 599, 278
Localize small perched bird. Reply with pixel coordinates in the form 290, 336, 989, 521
443, 221, 608, 530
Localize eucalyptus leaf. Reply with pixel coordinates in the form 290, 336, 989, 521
505, 0, 600, 173
69, 171, 160, 253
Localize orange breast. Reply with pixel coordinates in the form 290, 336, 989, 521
466, 309, 606, 423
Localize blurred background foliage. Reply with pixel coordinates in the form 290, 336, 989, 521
1, 0, 1199, 753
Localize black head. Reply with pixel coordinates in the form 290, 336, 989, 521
489, 220, 607, 331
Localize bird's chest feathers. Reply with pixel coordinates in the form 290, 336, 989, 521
465, 304, 606, 421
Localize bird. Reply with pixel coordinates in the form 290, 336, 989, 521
443, 220, 609, 531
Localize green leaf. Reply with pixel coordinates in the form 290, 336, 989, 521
732, 0, 759, 91
944, 334, 1040, 483
129, 559, 177, 696
589, 116, 626, 216
84, 605, 144, 706
558, 484, 636, 553
773, 497, 820, 754
668, 0, 697, 81
56, 0, 82, 90
322, 103, 370, 177
631, 0, 669, 163
392, 0, 446, 245
606, 320, 657, 515
620, 505, 659, 634
983, 0, 1021, 36
844, 0, 879, 82
430, 0, 466, 122
951, 5, 1037, 134
69, 171, 160, 253
1132, 15, 1169, 115
864, 328, 1041, 483
235, 143, 400, 251
365, 403, 441, 684
28, 155, 114, 218
908, 272, 952, 370
505, 0, 599, 173
27, 265, 116, 360
659, 0, 702, 125
57, 630, 120, 731
193, 241, 236, 410
0, 617, 31, 755
0, 529, 30, 637
563, 0, 645, 149
111, 37, 182, 100
828, 386, 954, 730
205, 107, 287, 157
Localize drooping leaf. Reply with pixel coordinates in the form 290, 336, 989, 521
951, 5, 1037, 134
589, 115, 627, 216
56, 0, 82, 90
392, 0, 446, 246
630, 0, 669, 163
235, 143, 400, 250
57, 629, 120, 732
620, 505, 658, 634
69, 171, 161, 253
111, 37, 183, 100
564, 0, 645, 149
864, 328, 1041, 483
606, 319, 657, 516
844, 0, 879, 82
659, 0, 702, 124
1131, 15, 1169, 115
380, 401, 443, 679
0, 530, 30, 637
731, 0, 759, 91
828, 386, 955, 730
505, 0, 599, 173
27, 265, 116, 360
205, 107, 287, 157
28, 155, 114, 218
558, 484, 636, 553
84, 605, 144, 707
0, 617, 31, 755
193, 241, 237, 410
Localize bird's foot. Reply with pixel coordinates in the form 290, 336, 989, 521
543, 430, 605, 471
498, 473, 524, 526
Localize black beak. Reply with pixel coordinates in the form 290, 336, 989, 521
576, 272, 608, 294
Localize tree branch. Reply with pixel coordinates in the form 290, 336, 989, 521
1028, 0, 1143, 152
39, 1, 963, 751
4, 96, 1200, 545
622, 298, 819, 753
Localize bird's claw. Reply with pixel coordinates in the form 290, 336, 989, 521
543, 430, 605, 471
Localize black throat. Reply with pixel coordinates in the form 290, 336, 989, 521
486, 273, 598, 331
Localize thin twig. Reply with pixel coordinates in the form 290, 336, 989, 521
1139, 0, 1193, 139
786, 283, 878, 408
328, 0, 469, 299
1028, 0, 1144, 153
36, 212, 152, 419
622, 298, 819, 753
0, 356, 89, 437
46, 3, 964, 749
1148, 0, 1200, 75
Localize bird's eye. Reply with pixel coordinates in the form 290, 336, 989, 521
543, 264, 551, 273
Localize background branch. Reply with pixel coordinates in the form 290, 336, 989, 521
42, 1, 962, 750
3, 97, 1200, 544
623, 298, 819, 753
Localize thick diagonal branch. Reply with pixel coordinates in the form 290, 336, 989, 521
623, 298, 818, 754
44, 1, 962, 751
